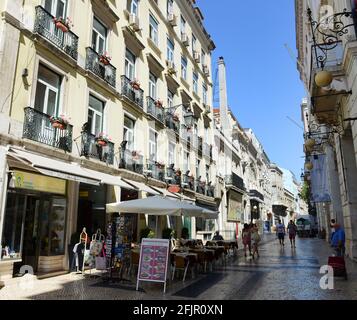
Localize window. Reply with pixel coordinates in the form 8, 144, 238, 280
124, 115, 135, 151
167, 90, 174, 109
167, 38, 174, 62
149, 72, 157, 99
193, 72, 198, 94
201, 50, 206, 66
44, 0, 67, 18
168, 142, 175, 165
125, 49, 136, 80
192, 34, 197, 55
149, 14, 159, 46
184, 152, 190, 172
130, 0, 139, 15
206, 164, 210, 183
202, 84, 208, 105
180, 16, 186, 35
167, 0, 174, 15
181, 56, 187, 80
196, 159, 200, 179
34, 64, 61, 116
149, 129, 158, 161
92, 17, 107, 55
88, 95, 104, 135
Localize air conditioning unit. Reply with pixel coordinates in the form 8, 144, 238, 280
203, 65, 209, 76
129, 14, 140, 31
193, 51, 200, 63
181, 33, 189, 47
166, 60, 176, 74
167, 13, 177, 26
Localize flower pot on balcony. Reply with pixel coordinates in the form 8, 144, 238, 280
100, 56, 110, 65
155, 100, 163, 108
55, 21, 69, 32
51, 121, 66, 130
130, 81, 141, 90
96, 140, 108, 147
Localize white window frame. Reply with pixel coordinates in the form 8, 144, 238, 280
149, 129, 158, 162
167, 0, 174, 15
125, 48, 136, 80
167, 37, 174, 62
167, 90, 174, 109
149, 72, 157, 99
130, 0, 139, 16
192, 34, 197, 55
180, 16, 186, 35
184, 152, 190, 173
149, 14, 159, 46
88, 94, 104, 135
35, 71, 61, 116
44, 0, 67, 17
202, 84, 208, 105
168, 142, 175, 166
92, 16, 107, 54
181, 56, 187, 80
193, 72, 198, 94
123, 114, 136, 151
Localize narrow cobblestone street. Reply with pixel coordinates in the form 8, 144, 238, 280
1, 235, 357, 300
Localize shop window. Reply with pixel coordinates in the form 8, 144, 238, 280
196, 217, 215, 232
1, 193, 26, 260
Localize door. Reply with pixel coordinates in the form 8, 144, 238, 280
125, 49, 136, 81
21, 196, 41, 273
44, 0, 67, 17
91, 17, 107, 55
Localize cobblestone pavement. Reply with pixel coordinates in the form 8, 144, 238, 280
1, 234, 357, 300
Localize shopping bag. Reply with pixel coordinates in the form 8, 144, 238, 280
328, 256, 347, 279
90, 233, 104, 256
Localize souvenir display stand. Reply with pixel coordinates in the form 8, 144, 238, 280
106, 213, 135, 282
71, 227, 87, 274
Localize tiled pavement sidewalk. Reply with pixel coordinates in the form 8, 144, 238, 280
1, 234, 357, 300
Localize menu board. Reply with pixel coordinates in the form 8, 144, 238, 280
136, 238, 170, 293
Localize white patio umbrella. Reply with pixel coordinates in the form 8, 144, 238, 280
106, 196, 204, 237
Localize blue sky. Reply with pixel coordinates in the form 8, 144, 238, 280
198, 0, 306, 178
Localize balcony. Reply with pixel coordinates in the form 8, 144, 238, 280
147, 97, 165, 124
80, 132, 114, 164
203, 142, 212, 159
165, 114, 180, 134
166, 166, 182, 186
196, 179, 207, 195
182, 174, 195, 191
225, 173, 245, 191
249, 189, 264, 202
310, 41, 349, 125
121, 76, 144, 109
181, 129, 193, 147
85, 48, 116, 88
119, 149, 144, 174
34, 6, 78, 61
23, 107, 73, 152
145, 161, 166, 182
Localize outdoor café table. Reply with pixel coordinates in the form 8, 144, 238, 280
170, 252, 198, 279
189, 248, 215, 272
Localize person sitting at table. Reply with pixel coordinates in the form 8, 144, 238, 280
212, 231, 224, 241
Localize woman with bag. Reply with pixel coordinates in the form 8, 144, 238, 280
242, 224, 252, 258
251, 224, 261, 259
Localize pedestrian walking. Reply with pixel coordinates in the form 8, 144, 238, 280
276, 220, 286, 246
251, 224, 261, 259
287, 220, 297, 248
331, 224, 345, 257
242, 223, 252, 257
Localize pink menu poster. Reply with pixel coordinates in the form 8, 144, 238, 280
136, 238, 170, 293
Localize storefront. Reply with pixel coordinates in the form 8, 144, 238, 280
1, 170, 68, 275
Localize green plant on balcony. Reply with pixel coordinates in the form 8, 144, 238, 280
49, 114, 70, 130
99, 52, 112, 65
95, 132, 111, 147
53, 16, 73, 33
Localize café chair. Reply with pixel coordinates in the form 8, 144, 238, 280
171, 255, 190, 282
128, 250, 140, 277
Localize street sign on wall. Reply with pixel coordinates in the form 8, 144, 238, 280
136, 238, 170, 293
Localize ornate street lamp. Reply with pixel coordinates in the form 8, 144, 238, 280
183, 108, 195, 129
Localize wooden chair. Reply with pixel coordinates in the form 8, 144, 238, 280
171, 255, 190, 282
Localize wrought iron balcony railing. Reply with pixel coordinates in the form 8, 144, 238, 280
147, 97, 165, 123
206, 184, 215, 198
119, 149, 144, 174
145, 161, 166, 182
225, 173, 245, 191
182, 174, 195, 191
121, 75, 144, 108
80, 132, 114, 164
23, 107, 73, 152
34, 6, 78, 60
165, 114, 180, 134
85, 47, 116, 87
166, 166, 182, 186
196, 179, 207, 195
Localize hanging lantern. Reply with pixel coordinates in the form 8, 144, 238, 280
184, 109, 194, 128
305, 162, 314, 171
305, 138, 316, 149
315, 70, 333, 88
